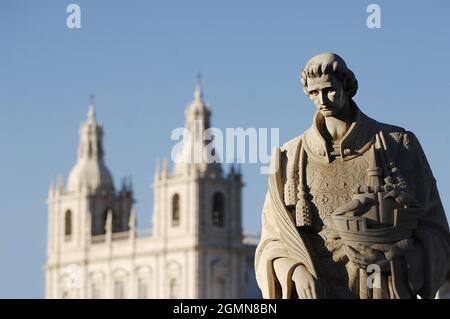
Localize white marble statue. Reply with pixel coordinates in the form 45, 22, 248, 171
255, 53, 450, 299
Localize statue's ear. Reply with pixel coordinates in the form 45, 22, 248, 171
341, 77, 351, 97
342, 72, 358, 98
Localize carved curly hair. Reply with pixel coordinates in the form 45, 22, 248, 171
300, 53, 358, 98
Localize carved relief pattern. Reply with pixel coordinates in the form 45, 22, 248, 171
306, 156, 369, 222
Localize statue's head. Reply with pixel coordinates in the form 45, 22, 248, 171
300, 53, 358, 117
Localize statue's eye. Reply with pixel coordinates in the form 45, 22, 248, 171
310, 90, 319, 96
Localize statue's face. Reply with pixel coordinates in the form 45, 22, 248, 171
307, 73, 349, 117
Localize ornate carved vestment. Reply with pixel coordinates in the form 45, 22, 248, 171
307, 154, 369, 224
294, 147, 369, 297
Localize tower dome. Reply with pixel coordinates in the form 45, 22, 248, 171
173, 81, 222, 176
66, 101, 114, 192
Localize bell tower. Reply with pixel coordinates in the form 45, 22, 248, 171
151, 82, 246, 298
45, 98, 134, 298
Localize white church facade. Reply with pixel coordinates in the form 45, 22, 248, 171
45, 85, 260, 299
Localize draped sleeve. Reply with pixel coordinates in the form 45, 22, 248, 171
255, 136, 317, 298
395, 131, 450, 298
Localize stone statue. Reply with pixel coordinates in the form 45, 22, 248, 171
255, 53, 450, 299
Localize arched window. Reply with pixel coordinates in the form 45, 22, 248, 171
212, 192, 225, 227
64, 210, 72, 239
114, 280, 125, 299
211, 260, 227, 298
169, 278, 179, 299
91, 282, 102, 299
172, 194, 180, 226
214, 277, 226, 299
137, 278, 148, 299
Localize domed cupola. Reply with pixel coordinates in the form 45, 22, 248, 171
67, 99, 114, 193
173, 81, 222, 177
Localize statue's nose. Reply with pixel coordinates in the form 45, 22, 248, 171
319, 91, 326, 104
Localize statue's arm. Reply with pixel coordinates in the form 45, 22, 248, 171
255, 139, 318, 298
273, 258, 302, 298
255, 192, 293, 298
396, 131, 450, 298
256, 192, 313, 299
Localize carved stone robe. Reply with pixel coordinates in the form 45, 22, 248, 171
255, 105, 450, 299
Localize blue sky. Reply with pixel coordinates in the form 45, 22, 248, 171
0, 0, 449, 298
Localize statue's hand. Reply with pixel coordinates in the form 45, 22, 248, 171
344, 244, 390, 272
345, 239, 416, 271
384, 238, 415, 260
291, 265, 322, 299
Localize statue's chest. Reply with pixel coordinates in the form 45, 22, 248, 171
305, 155, 369, 221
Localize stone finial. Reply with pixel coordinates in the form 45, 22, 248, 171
49, 176, 55, 193
105, 208, 113, 235
57, 175, 63, 192
129, 207, 136, 232
194, 73, 203, 100
162, 157, 168, 177
155, 158, 161, 179
87, 95, 96, 122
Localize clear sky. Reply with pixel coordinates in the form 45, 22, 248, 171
0, 0, 449, 298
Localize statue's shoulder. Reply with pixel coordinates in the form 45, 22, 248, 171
275, 135, 303, 185
373, 118, 422, 156
280, 134, 303, 158
372, 117, 408, 149
362, 110, 421, 152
